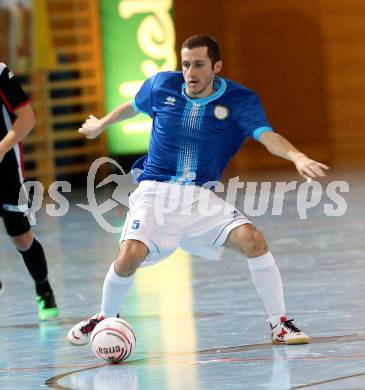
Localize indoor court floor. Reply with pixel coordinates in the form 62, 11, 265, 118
0, 169, 364, 389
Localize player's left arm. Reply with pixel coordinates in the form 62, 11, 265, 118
258, 131, 329, 180
0, 103, 35, 163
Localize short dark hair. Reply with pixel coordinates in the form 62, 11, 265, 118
181, 35, 221, 66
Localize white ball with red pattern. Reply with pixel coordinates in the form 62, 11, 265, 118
90, 317, 136, 363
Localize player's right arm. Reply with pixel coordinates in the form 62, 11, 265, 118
0, 63, 33, 163
78, 101, 138, 139
0, 104, 35, 163
79, 73, 157, 139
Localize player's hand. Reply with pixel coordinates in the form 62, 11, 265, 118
294, 154, 329, 180
78, 115, 104, 139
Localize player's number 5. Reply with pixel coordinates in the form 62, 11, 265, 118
131, 220, 141, 230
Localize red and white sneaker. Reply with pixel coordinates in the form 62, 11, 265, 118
271, 316, 310, 345
67, 313, 105, 346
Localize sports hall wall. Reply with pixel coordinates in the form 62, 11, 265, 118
0, 0, 364, 184
174, 0, 365, 173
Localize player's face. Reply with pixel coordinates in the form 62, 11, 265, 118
181, 46, 222, 99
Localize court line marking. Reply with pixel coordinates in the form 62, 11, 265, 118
43, 333, 365, 389
0, 312, 223, 328
291, 371, 365, 389
0, 364, 105, 372
44, 356, 365, 390
0, 333, 360, 372
45, 366, 101, 390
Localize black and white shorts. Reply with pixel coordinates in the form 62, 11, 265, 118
0, 150, 30, 237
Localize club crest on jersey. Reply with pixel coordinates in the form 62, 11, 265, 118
214, 105, 229, 120
164, 96, 176, 106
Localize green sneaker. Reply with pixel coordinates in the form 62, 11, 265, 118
36, 291, 59, 321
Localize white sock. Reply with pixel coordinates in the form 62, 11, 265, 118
247, 251, 286, 325
101, 262, 134, 317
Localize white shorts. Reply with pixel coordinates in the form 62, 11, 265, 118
120, 180, 251, 265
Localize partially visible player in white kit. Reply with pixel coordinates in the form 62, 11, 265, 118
67, 35, 328, 346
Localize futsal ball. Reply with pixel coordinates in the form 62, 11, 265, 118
90, 317, 136, 363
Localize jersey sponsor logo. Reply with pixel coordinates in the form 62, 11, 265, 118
214, 105, 229, 120
164, 96, 176, 106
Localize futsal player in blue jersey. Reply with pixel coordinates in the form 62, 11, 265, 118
68, 35, 328, 345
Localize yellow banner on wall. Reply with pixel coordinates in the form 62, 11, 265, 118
32, 0, 56, 71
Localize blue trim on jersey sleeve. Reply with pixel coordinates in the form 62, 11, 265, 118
252, 126, 273, 140
181, 77, 227, 105
131, 98, 150, 116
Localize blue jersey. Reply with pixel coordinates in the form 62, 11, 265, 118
131, 71, 272, 186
